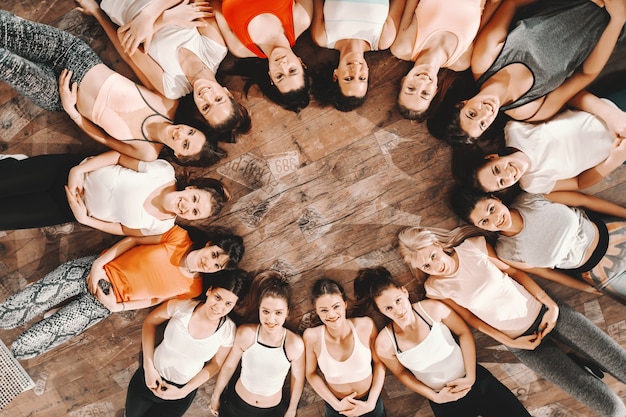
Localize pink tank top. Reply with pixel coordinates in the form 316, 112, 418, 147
411, 0, 483, 66
317, 320, 372, 385
222, 0, 296, 58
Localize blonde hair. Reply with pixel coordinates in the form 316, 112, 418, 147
398, 225, 489, 269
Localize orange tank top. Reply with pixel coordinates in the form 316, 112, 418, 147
222, 0, 296, 58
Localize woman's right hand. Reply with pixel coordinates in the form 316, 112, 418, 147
74, 0, 100, 17
432, 385, 471, 404
86, 259, 107, 294
509, 333, 543, 350
65, 185, 89, 225
67, 166, 85, 197
144, 364, 162, 392
162, 0, 213, 28
59, 69, 81, 121
209, 394, 221, 416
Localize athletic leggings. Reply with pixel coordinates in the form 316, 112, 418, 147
428, 365, 530, 417
0, 255, 111, 360
0, 9, 102, 111
125, 367, 198, 417
0, 154, 85, 231
581, 219, 626, 305
509, 299, 626, 417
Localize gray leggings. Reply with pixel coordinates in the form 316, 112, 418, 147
0, 255, 111, 360
0, 9, 102, 111
509, 299, 626, 417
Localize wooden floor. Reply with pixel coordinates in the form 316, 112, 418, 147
1, 1, 625, 416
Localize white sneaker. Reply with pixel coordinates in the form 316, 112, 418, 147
0, 154, 28, 161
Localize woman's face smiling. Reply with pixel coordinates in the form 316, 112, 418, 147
459, 95, 500, 138
334, 53, 369, 98
259, 296, 289, 333
315, 293, 347, 329
193, 79, 235, 127
165, 124, 206, 158
398, 66, 438, 113
204, 287, 239, 319
186, 244, 230, 273
469, 197, 512, 232
411, 243, 458, 277
476, 153, 529, 192
374, 286, 413, 327
268, 47, 305, 94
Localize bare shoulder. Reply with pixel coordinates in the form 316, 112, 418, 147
416, 299, 450, 322
235, 323, 257, 349
285, 329, 305, 358
374, 325, 393, 356
302, 324, 323, 345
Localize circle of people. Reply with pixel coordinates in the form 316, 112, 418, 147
1, 0, 626, 416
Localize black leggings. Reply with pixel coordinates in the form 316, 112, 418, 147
125, 367, 197, 417
428, 365, 531, 417
0, 9, 102, 111
0, 153, 85, 230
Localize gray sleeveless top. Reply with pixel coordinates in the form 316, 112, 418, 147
477, 0, 609, 113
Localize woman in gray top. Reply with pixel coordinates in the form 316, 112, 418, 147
445, 0, 626, 144
451, 186, 626, 304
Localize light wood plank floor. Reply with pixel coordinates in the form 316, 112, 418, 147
1, 2, 625, 416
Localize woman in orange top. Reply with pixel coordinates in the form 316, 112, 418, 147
0, 226, 244, 360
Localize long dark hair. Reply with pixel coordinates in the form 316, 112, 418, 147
184, 225, 245, 268
311, 61, 367, 112
353, 266, 400, 315
241, 270, 292, 323
226, 58, 310, 113
397, 68, 457, 122
196, 268, 251, 304
176, 175, 230, 217
449, 184, 499, 226
171, 96, 227, 166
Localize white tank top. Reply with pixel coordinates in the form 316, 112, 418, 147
240, 326, 291, 396
386, 302, 465, 391
323, 0, 389, 50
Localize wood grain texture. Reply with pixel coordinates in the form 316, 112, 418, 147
0, 2, 625, 416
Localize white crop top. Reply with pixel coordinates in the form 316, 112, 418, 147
425, 237, 542, 338
323, 0, 389, 50
317, 320, 372, 385
240, 326, 291, 396
154, 299, 236, 385
386, 302, 465, 391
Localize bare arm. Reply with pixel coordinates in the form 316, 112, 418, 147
141, 302, 172, 393
389, 0, 419, 60
209, 326, 252, 416
210, 0, 255, 57
525, 0, 626, 122
311, 0, 327, 47
378, 0, 407, 50
544, 190, 626, 218
285, 335, 306, 417
501, 261, 599, 293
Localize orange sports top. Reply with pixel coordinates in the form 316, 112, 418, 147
104, 225, 202, 302
222, 0, 296, 58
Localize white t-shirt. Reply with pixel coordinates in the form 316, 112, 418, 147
154, 299, 236, 385
83, 159, 176, 235
506, 101, 616, 194
101, 0, 228, 98
425, 237, 542, 338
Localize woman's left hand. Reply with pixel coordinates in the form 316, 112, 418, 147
341, 398, 374, 417
94, 283, 119, 311
59, 69, 81, 121
65, 185, 89, 224
445, 376, 475, 394
538, 303, 559, 339
152, 381, 188, 400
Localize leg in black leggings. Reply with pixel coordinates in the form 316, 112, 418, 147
0, 154, 85, 230
0, 10, 101, 111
